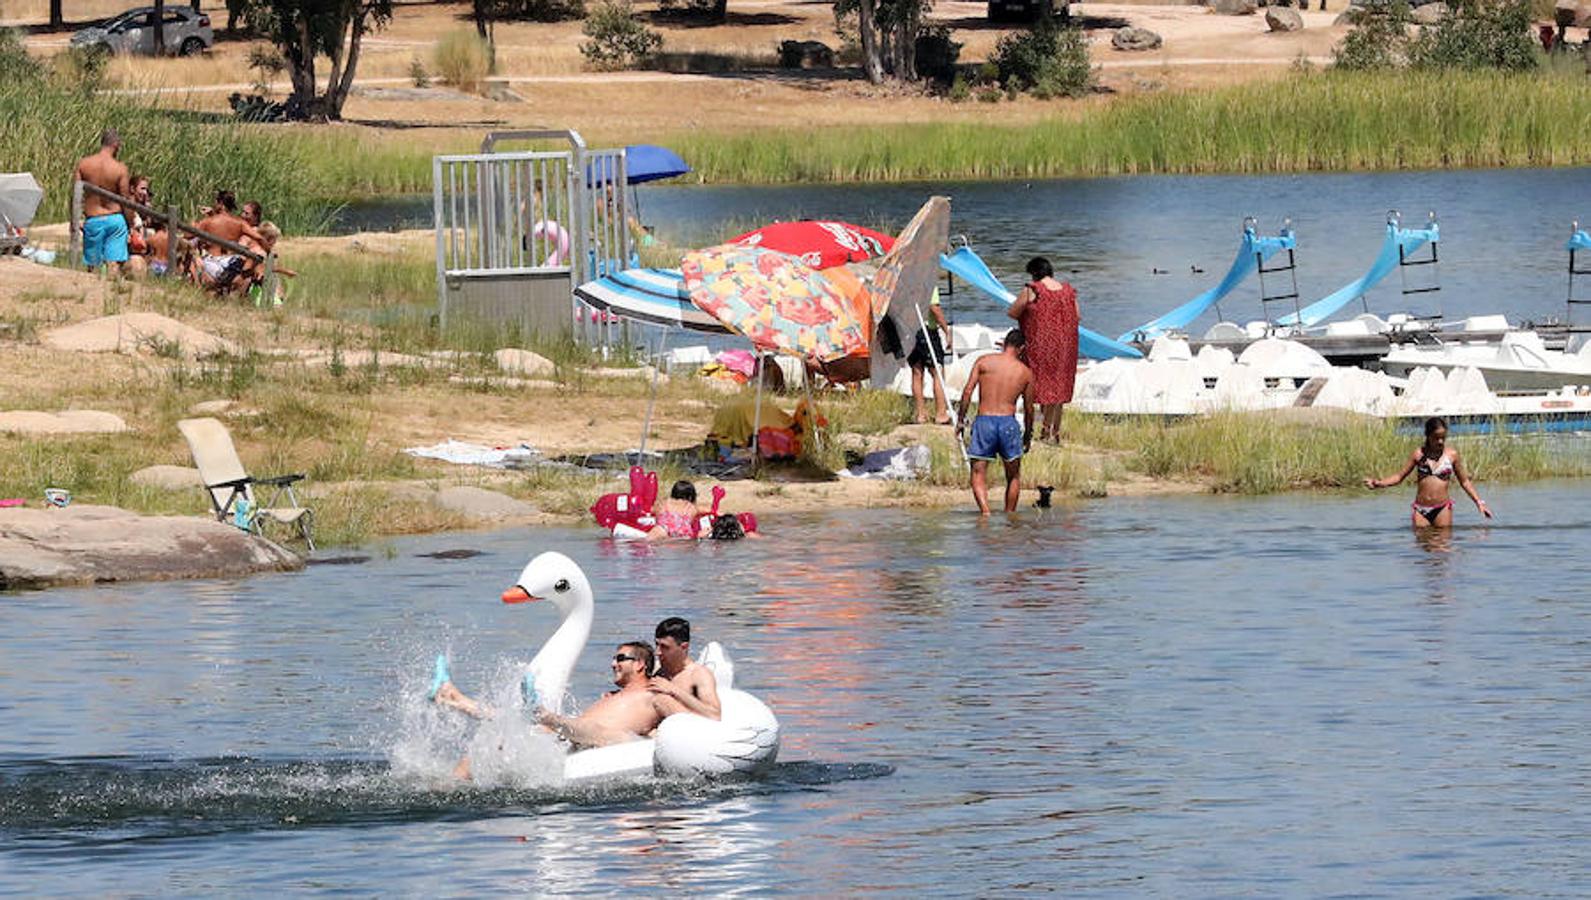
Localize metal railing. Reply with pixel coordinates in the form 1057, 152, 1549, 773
433, 129, 632, 347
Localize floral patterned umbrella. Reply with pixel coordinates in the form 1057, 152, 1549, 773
681, 243, 868, 362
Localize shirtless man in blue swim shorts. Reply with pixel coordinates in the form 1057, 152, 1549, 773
73, 129, 131, 274
956, 328, 1035, 515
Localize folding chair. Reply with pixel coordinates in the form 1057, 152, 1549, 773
177, 417, 315, 550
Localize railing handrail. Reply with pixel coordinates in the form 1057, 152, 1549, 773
480, 129, 586, 154
76, 180, 264, 262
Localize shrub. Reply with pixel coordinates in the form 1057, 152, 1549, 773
0, 28, 42, 82
914, 25, 961, 82
1332, 0, 1411, 70
990, 19, 1094, 98
1408, 0, 1538, 71
511, 0, 587, 22
246, 45, 285, 94
580, 0, 663, 71
408, 57, 431, 88
946, 73, 971, 102
433, 29, 493, 93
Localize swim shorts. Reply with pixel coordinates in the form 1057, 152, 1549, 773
967, 414, 1023, 461
82, 213, 129, 268
906, 327, 946, 368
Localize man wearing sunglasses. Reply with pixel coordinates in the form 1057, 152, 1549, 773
535, 641, 664, 749
436, 641, 663, 764
647, 617, 722, 721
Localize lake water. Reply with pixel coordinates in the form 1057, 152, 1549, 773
334, 167, 1591, 338
5, 480, 1591, 894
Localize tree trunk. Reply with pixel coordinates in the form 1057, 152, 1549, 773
472, 0, 489, 38
897, 3, 918, 81
286, 17, 319, 120
153, 0, 166, 55
711, 0, 728, 23
190, 0, 201, 10
327, 11, 366, 120
857, 0, 885, 84
49, 0, 63, 28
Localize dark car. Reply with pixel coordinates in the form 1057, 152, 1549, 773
70, 6, 214, 57
988, 0, 1069, 23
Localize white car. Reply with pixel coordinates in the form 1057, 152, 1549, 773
70, 6, 214, 57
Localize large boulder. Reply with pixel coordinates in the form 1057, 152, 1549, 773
432, 486, 538, 521
1555, 0, 1589, 26
0, 410, 127, 435
778, 40, 834, 69
1266, 6, 1305, 29
0, 505, 303, 589
1210, 0, 1258, 15
1334, 7, 1366, 24
494, 347, 556, 378
42, 312, 236, 359
129, 465, 204, 490
1112, 26, 1164, 50
1410, 2, 1449, 24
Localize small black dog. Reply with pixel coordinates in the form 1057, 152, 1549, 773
1034, 485, 1054, 509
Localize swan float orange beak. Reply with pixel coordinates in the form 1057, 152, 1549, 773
501, 585, 536, 604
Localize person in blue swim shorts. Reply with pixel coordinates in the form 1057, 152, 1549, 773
73, 129, 132, 274
955, 328, 1036, 515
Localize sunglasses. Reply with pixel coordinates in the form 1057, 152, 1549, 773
613, 653, 639, 664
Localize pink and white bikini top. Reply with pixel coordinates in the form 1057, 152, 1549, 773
1416, 451, 1454, 480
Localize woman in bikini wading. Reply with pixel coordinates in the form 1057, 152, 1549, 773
1365, 417, 1493, 528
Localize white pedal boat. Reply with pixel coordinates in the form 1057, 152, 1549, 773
484, 551, 779, 781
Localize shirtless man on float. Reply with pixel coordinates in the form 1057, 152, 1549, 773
648, 617, 721, 721
956, 328, 1036, 515
433, 641, 663, 780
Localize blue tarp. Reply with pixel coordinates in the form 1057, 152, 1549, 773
1568, 229, 1591, 252
1117, 225, 1297, 343
1277, 222, 1437, 328
938, 246, 1142, 360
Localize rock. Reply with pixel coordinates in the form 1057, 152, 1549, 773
129, 465, 204, 490
0, 505, 303, 589
777, 40, 834, 69
494, 348, 556, 378
1410, 2, 1448, 23
1112, 26, 1164, 50
297, 349, 431, 369
42, 312, 236, 359
190, 399, 235, 415
1209, 0, 1257, 14
0, 410, 128, 435
1266, 7, 1305, 29
589, 365, 667, 384
1554, 0, 1588, 26
432, 486, 538, 521
1334, 7, 1365, 24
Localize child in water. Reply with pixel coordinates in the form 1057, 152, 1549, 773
1365, 416, 1493, 528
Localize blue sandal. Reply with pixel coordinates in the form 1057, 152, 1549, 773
427, 654, 451, 701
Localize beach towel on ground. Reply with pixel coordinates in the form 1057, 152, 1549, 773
837, 445, 933, 480
403, 439, 540, 468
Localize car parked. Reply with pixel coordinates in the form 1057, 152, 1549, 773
69, 6, 213, 57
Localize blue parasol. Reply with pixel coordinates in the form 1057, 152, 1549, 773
587, 145, 691, 186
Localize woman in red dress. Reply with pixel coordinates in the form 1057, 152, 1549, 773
1007, 257, 1079, 443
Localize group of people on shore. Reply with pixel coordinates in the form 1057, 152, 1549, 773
433, 616, 718, 779
73, 128, 289, 301
906, 256, 1080, 515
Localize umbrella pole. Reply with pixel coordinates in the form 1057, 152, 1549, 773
802, 366, 823, 455
917, 303, 966, 464
638, 327, 668, 462
750, 350, 764, 476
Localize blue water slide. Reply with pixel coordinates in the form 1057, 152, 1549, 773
938, 247, 1142, 359
1276, 222, 1439, 328
1568, 229, 1591, 251
1117, 225, 1297, 343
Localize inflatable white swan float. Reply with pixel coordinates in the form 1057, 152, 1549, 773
447, 551, 779, 781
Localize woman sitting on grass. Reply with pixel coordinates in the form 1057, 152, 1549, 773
1365, 416, 1493, 528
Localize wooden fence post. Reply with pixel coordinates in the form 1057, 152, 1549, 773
262, 252, 277, 305
164, 205, 179, 277
69, 180, 83, 269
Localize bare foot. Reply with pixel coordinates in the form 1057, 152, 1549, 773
434, 682, 489, 719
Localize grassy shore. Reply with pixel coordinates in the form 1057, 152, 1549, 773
13, 68, 1591, 230
8, 244, 1586, 548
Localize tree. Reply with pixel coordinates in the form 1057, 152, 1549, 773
238, 0, 393, 121
836, 0, 928, 84
154, 0, 166, 55
49, 0, 63, 27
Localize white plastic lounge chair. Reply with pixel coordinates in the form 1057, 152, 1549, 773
177, 417, 314, 550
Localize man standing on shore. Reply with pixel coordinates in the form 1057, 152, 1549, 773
955, 329, 1035, 515
73, 129, 131, 274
